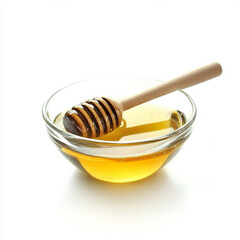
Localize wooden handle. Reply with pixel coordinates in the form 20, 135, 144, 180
119, 62, 222, 111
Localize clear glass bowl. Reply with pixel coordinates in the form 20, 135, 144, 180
42, 77, 196, 183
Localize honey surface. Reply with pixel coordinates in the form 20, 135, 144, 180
55, 104, 184, 141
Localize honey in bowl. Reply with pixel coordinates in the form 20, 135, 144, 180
54, 103, 186, 183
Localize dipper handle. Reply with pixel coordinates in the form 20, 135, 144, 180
119, 62, 222, 111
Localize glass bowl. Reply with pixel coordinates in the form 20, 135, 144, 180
42, 77, 196, 183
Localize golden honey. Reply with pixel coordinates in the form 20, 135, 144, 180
54, 104, 186, 183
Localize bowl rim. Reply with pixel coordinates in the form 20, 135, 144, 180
42, 77, 197, 146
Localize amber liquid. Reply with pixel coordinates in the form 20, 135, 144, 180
54, 104, 186, 183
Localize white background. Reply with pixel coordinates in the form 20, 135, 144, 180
1, 0, 240, 239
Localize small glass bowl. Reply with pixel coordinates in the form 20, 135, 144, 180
42, 77, 196, 183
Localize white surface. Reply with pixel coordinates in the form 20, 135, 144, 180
1, 0, 240, 239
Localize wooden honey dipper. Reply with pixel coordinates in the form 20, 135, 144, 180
63, 62, 222, 138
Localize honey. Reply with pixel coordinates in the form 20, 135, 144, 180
54, 103, 186, 183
